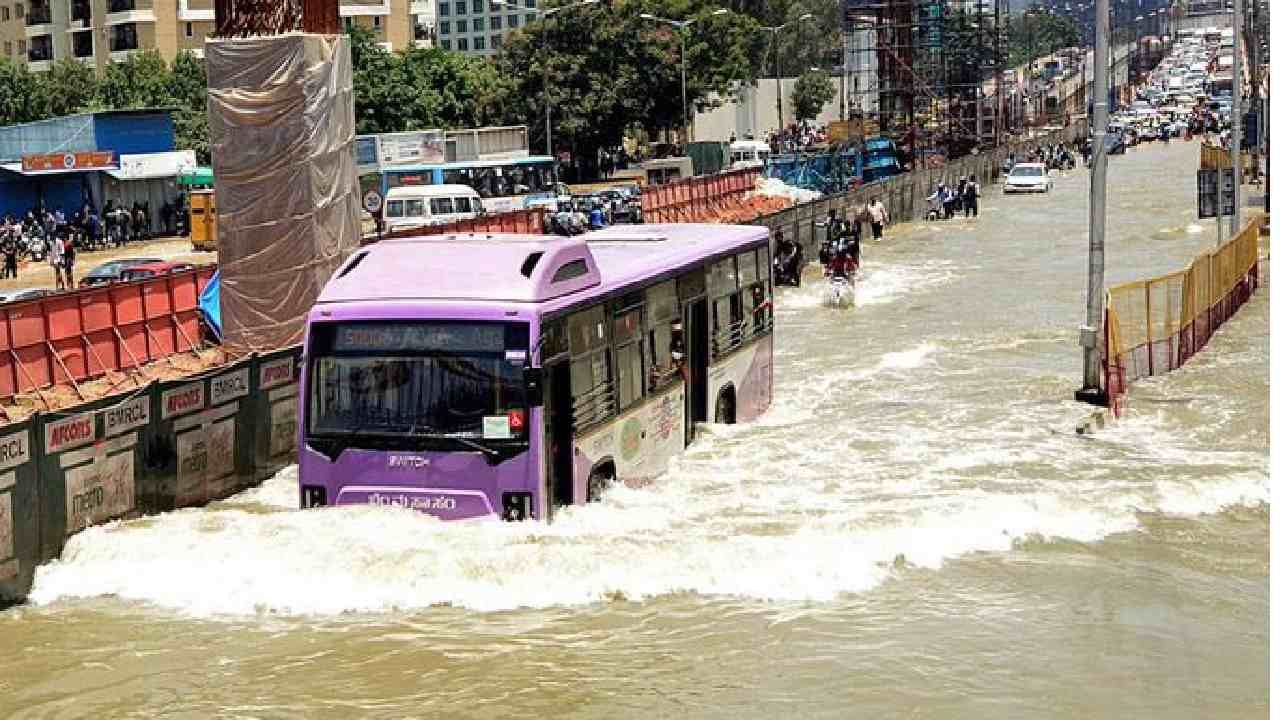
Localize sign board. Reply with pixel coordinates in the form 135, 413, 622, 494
1197, 168, 1236, 218
378, 131, 446, 166
363, 189, 384, 215
112, 150, 197, 180
21, 151, 116, 173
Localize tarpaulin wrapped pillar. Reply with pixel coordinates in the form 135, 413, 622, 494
206, 33, 360, 353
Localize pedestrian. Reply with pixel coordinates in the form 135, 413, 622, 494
61, 232, 76, 288
2, 232, 17, 280
964, 174, 980, 218
47, 228, 64, 291
867, 197, 889, 241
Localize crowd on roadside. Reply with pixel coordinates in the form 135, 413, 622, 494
764, 122, 828, 154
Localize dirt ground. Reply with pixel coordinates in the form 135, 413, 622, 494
0, 236, 215, 294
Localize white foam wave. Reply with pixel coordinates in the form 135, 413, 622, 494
775, 261, 953, 311
29, 474, 1144, 616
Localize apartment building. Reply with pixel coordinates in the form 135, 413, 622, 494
0, 0, 439, 70
435, 0, 538, 56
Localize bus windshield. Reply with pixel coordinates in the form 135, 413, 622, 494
307, 321, 529, 441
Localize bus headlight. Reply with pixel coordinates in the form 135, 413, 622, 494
301, 485, 327, 508
502, 492, 532, 521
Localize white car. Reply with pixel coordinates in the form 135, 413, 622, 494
1003, 163, 1053, 194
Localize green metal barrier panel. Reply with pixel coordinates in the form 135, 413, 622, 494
252, 348, 301, 485
0, 420, 36, 604
37, 391, 149, 564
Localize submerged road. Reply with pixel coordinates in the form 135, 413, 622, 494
0, 139, 1267, 719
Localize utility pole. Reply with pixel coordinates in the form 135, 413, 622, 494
841, 30, 851, 121
1229, 0, 1242, 234
1077, 0, 1109, 406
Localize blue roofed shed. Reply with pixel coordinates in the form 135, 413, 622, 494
0, 110, 190, 232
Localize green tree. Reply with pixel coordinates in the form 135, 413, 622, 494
0, 57, 45, 125
1007, 11, 1081, 70
494, 0, 764, 177
347, 25, 511, 134
97, 50, 171, 109
40, 58, 99, 117
166, 51, 211, 162
791, 69, 834, 122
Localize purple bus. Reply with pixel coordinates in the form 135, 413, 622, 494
298, 223, 774, 521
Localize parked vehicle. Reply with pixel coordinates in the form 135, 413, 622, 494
1003, 163, 1053, 194
382, 184, 485, 234
118, 261, 196, 283
0, 288, 50, 304
78, 258, 165, 288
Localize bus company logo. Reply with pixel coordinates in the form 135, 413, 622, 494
45, 413, 95, 454
620, 417, 643, 462
70, 483, 105, 519
103, 396, 149, 437
181, 440, 209, 476
388, 455, 430, 469
367, 492, 456, 512
259, 358, 295, 389
210, 369, 249, 406
0, 429, 29, 471
162, 383, 205, 419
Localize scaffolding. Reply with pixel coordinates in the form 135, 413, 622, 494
843, 0, 1010, 163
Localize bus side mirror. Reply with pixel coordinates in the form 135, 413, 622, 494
524, 367, 544, 406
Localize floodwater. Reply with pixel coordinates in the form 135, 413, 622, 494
1, 140, 1267, 719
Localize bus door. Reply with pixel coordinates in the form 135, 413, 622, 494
683, 298, 709, 445
542, 361, 575, 515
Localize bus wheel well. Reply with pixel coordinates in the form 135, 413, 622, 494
715, 385, 737, 425
587, 460, 616, 502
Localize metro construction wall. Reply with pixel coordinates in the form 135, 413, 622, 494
0, 348, 301, 606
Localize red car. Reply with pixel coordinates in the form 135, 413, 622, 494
117, 261, 196, 283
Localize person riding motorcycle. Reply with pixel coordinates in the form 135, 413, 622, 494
825, 236, 858, 281
772, 230, 802, 287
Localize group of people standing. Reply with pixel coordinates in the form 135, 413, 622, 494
927, 175, 981, 219
0, 213, 76, 287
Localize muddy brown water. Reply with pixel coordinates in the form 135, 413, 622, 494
0, 140, 1266, 719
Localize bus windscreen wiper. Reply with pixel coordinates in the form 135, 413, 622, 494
406, 424, 501, 458
444, 435, 500, 458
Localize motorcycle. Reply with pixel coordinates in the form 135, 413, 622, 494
25, 234, 46, 262
925, 195, 945, 222
824, 275, 856, 308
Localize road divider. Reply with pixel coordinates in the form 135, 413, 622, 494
1103, 214, 1263, 415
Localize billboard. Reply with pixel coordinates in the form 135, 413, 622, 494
21, 151, 116, 173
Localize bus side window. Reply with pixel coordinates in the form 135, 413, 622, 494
645, 280, 681, 391
430, 198, 453, 216
453, 198, 473, 214
614, 307, 644, 411
385, 200, 405, 218
568, 305, 614, 430
709, 256, 742, 357
405, 199, 425, 218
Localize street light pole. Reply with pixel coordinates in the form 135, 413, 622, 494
1229, 0, 1241, 233
640, 9, 727, 144
1078, 0, 1109, 405
495, 0, 597, 178
762, 13, 813, 138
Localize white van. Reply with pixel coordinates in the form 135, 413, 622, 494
729, 140, 771, 169
383, 184, 484, 232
